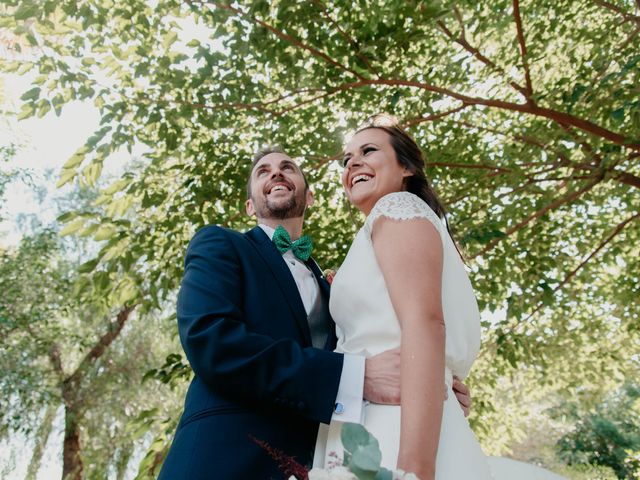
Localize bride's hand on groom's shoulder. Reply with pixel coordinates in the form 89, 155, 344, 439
452, 376, 472, 417
363, 347, 401, 404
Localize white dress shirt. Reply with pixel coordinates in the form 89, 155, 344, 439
259, 224, 364, 424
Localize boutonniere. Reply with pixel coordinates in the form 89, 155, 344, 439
322, 268, 337, 285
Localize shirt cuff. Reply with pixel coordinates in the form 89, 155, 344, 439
331, 353, 365, 424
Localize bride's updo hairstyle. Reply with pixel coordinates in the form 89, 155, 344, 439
354, 113, 462, 256
354, 113, 447, 220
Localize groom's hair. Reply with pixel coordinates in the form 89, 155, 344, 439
246, 146, 310, 199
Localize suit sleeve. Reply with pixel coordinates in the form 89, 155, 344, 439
177, 226, 343, 424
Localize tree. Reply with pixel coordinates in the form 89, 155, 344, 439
2, 0, 639, 460
0, 220, 180, 479
556, 383, 640, 479
0, 143, 28, 223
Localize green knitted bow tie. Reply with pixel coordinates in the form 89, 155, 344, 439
272, 225, 313, 261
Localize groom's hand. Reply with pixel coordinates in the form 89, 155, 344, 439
363, 347, 401, 404
452, 376, 471, 417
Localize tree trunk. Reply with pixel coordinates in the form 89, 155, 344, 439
62, 405, 83, 480
59, 305, 135, 480
115, 446, 132, 480
25, 405, 57, 480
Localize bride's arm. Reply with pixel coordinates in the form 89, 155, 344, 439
372, 216, 445, 480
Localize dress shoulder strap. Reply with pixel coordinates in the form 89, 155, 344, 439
364, 191, 444, 236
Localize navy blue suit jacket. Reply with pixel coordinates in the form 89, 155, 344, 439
158, 225, 343, 480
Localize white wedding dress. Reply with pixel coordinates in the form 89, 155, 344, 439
315, 192, 565, 480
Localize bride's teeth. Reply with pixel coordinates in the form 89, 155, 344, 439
352, 175, 372, 186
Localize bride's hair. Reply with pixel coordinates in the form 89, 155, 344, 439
355, 113, 463, 258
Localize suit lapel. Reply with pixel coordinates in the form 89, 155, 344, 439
245, 227, 312, 346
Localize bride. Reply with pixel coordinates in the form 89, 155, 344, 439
314, 115, 563, 479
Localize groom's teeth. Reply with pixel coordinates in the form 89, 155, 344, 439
271, 185, 288, 192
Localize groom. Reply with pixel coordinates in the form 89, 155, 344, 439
158, 148, 470, 479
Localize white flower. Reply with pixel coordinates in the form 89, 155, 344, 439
402, 473, 420, 480
393, 468, 421, 480
308, 466, 358, 480
306, 469, 331, 480
329, 466, 359, 480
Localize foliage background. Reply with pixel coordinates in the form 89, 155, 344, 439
0, 0, 639, 478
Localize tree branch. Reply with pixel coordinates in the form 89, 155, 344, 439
522, 211, 640, 322
310, 0, 380, 77
65, 305, 135, 389
48, 343, 65, 377
20, 322, 66, 378
472, 176, 603, 258
425, 161, 512, 174
170, 99, 277, 115
340, 79, 639, 150
436, 16, 529, 99
512, 0, 534, 101
612, 169, 640, 189
260, 87, 325, 106
402, 103, 471, 128
591, 0, 640, 24
274, 89, 337, 116
621, 24, 640, 48
196, 0, 368, 80
186, 4, 639, 151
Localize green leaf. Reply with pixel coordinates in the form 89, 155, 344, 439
62, 148, 89, 170
20, 87, 41, 102
341, 423, 373, 453
94, 224, 116, 241
16, 103, 35, 121
82, 162, 103, 187
14, 2, 39, 20
78, 223, 99, 237
103, 179, 130, 195
351, 443, 382, 472
341, 423, 382, 475
36, 100, 51, 118
611, 108, 625, 123
56, 211, 77, 223
162, 31, 178, 50
389, 91, 401, 109
374, 468, 393, 480
56, 168, 77, 188
77, 258, 99, 273
59, 218, 85, 236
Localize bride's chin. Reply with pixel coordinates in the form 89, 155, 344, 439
346, 191, 362, 207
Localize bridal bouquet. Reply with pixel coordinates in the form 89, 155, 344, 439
288, 423, 419, 480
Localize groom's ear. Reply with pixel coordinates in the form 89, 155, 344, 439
305, 189, 314, 208
245, 198, 255, 217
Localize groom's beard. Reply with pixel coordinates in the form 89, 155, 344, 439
252, 191, 307, 220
